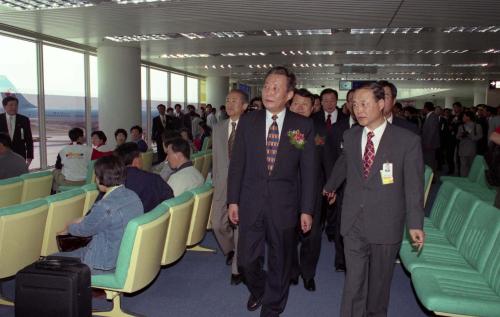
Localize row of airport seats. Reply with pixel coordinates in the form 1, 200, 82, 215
441, 155, 497, 204
192, 149, 213, 180
0, 180, 215, 317
0, 171, 53, 208
399, 181, 500, 317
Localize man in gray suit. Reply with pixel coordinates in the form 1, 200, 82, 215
324, 83, 425, 317
421, 101, 441, 172
211, 89, 248, 285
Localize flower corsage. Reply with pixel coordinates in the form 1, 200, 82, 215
288, 129, 306, 149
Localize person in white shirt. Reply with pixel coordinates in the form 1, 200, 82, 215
164, 137, 204, 196
206, 104, 218, 129
52, 127, 92, 192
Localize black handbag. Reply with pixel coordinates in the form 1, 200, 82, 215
56, 234, 92, 252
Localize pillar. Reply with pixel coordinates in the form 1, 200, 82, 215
444, 96, 456, 109
473, 87, 487, 106
97, 44, 141, 146
206, 76, 229, 109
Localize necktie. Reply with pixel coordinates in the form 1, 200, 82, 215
228, 121, 236, 159
326, 114, 332, 130
266, 115, 279, 174
362, 131, 375, 179
161, 115, 166, 127
8, 115, 14, 139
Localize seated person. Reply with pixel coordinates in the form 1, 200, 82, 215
193, 122, 211, 151
91, 130, 113, 160
153, 130, 181, 182
130, 125, 148, 152
114, 128, 128, 147
58, 155, 143, 273
165, 137, 204, 196
180, 128, 198, 154
114, 142, 174, 212
0, 132, 28, 179
52, 127, 92, 192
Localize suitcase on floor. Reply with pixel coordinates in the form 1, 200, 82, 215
15, 256, 91, 317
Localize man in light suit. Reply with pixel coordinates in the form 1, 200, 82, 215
421, 101, 441, 172
324, 83, 425, 317
212, 88, 248, 285
0, 96, 33, 166
228, 66, 316, 317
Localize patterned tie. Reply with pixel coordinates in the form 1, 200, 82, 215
228, 121, 236, 160
362, 131, 375, 179
326, 114, 332, 130
266, 115, 279, 174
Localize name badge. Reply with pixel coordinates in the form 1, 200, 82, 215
380, 162, 394, 185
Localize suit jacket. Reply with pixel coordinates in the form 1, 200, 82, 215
324, 115, 350, 177
392, 116, 419, 135
422, 112, 440, 149
152, 115, 179, 142
324, 124, 424, 244
125, 167, 173, 212
312, 109, 347, 134
227, 109, 316, 229
0, 113, 33, 159
212, 119, 231, 213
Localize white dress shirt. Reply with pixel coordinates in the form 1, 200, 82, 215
349, 116, 357, 128
265, 108, 286, 140
6, 114, 15, 139
386, 113, 394, 124
361, 120, 388, 158
227, 119, 239, 140
324, 110, 338, 124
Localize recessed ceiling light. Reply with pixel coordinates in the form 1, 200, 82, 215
0, 0, 93, 10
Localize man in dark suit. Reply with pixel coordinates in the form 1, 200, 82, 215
228, 67, 316, 317
421, 101, 441, 172
152, 104, 168, 163
324, 83, 425, 317
0, 96, 34, 166
377, 80, 419, 135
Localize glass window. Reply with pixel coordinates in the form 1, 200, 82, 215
90, 55, 98, 131
150, 68, 168, 118
0, 35, 40, 169
43, 45, 85, 167
141, 66, 148, 140
170, 73, 185, 108
187, 77, 199, 107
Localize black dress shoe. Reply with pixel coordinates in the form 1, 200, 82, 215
231, 274, 243, 285
290, 276, 299, 285
327, 234, 335, 242
302, 278, 316, 291
226, 251, 235, 266
247, 294, 262, 311
335, 265, 346, 272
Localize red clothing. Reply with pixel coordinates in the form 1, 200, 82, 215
495, 126, 500, 134
91, 146, 113, 160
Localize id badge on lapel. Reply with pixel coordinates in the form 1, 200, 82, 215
380, 162, 394, 185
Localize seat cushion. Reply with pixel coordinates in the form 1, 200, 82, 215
400, 243, 474, 273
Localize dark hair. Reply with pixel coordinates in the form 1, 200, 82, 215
229, 89, 249, 103
486, 105, 497, 115
91, 130, 107, 144
264, 66, 297, 92
162, 130, 182, 147
166, 137, 190, 160
174, 104, 182, 109
167, 107, 174, 113
68, 128, 84, 142
377, 80, 398, 98
464, 110, 476, 122
94, 155, 126, 187
424, 101, 435, 111
452, 102, 463, 108
320, 88, 339, 100
130, 125, 143, 134
0, 132, 12, 148
157, 104, 166, 110
357, 83, 385, 101
220, 105, 226, 110
313, 94, 320, 101
114, 128, 127, 139
346, 89, 355, 100
293, 88, 314, 105
199, 122, 212, 136
394, 102, 403, 111
2, 96, 18, 107
114, 142, 140, 166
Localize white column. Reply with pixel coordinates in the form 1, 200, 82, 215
473, 87, 487, 106
97, 44, 141, 146
444, 96, 456, 109
206, 76, 229, 109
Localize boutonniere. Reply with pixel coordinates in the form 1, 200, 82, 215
288, 129, 306, 149
315, 134, 325, 146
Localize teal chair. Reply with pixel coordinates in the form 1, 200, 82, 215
0, 176, 23, 208
201, 136, 211, 151
423, 165, 434, 207
59, 160, 96, 192
441, 155, 487, 185
0, 199, 49, 306
20, 170, 52, 202
91, 200, 170, 317
81, 183, 99, 216
186, 183, 215, 253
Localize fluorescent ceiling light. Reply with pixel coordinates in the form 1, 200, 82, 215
350, 27, 424, 34
443, 26, 500, 33
0, 0, 93, 10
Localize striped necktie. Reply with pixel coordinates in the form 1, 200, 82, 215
266, 115, 279, 174
228, 121, 236, 160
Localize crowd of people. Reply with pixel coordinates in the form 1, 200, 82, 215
1, 67, 500, 317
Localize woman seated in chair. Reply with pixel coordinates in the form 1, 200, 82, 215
91, 130, 114, 160
58, 155, 143, 273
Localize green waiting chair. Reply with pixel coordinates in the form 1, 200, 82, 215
201, 136, 211, 151
441, 155, 487, 186
201, 150, 212, 180
192, 151, 205, 174
40, 188, 87, 256
0, 199, 49, 306
186, 183, 215, 253
423, 165, 434, 207
20, 170, 53, 202
92, 201, 170, 317
81, 183, 99, 216
0, 176, 23, 208
140, 150, 154, 172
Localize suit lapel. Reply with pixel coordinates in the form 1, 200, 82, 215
221, 119, 229, 166
366, 124, 392, 183
353, 127, 364, 179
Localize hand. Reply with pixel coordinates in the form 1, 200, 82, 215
300, 213, 313, 233
228, 204, 239, 225
323, 190, 337, 205
409, 229, 425, 251
26, 158, 32, 167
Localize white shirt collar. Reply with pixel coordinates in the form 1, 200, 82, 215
349, 116, 357, 127
386, 113, 393, 124
266, 108, 286, 139
361, 120, 388, 157
426, 111, 432, 119
324, 109, 338, 123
